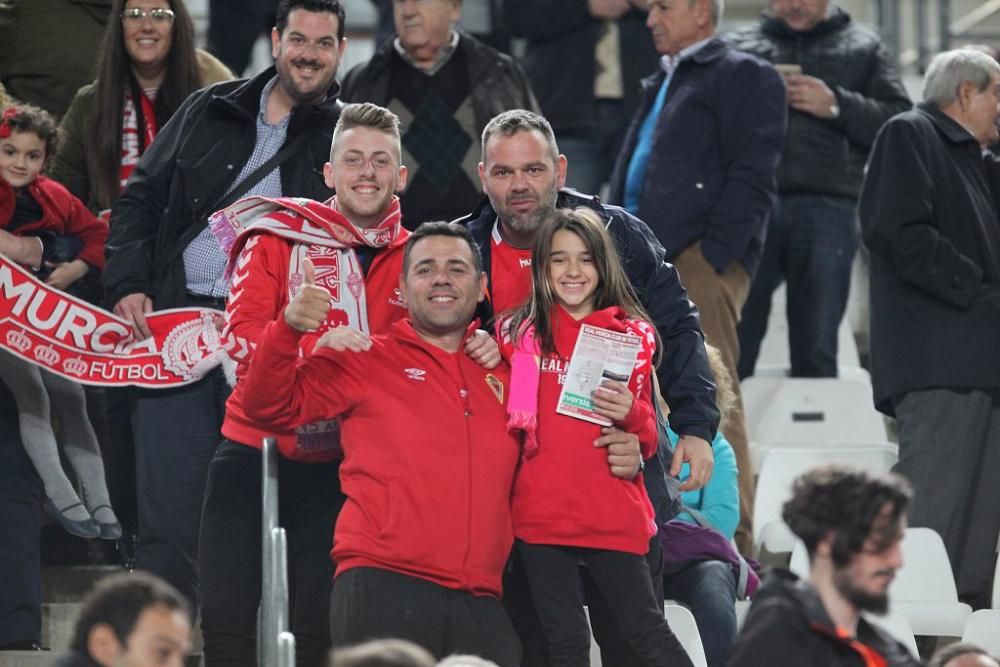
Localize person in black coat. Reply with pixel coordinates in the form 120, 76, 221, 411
608, 0, 787, 555
724, 0, 912, 379
858, 48, 1000, 609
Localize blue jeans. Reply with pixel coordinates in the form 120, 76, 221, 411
738, 193, 858, 378
131, 367, 229, 609
557, 99, 631, 196
663, 560, 737, 667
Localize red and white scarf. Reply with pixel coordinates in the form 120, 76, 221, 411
212, 194, 404, 334
120, 91, 158, 191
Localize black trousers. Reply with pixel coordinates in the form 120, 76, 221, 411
517, 540, 692, 667
330, 567, 521, 667
0, 381, 42, 645
199, 440, 344, 667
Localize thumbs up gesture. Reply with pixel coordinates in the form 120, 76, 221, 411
284, 259, 332, 332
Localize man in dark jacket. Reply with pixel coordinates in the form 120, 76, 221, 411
103, 0, 347, 609
725, 0, 912, 379
731, 466, 919, 667
504, 0, 658, 194
609, 0, 787, 554
858, 48, 1000, 609
459, 109, 718, 665
341, 0, 537, 229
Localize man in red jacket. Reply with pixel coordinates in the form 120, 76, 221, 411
244, 221, 521, 666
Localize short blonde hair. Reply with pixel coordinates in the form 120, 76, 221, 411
330, 102, 402, 161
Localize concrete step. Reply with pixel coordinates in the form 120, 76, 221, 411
0, 651, 203, 666
42, 566, 123, 603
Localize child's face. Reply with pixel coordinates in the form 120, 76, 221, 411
548, 229, 598, 319
0, 130, 46, 191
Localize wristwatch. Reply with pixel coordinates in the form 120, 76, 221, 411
829, 103, 841, 119
638, 459, 646, 473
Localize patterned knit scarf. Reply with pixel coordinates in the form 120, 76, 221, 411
213, 194, 404, 334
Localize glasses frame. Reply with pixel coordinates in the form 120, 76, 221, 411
120, 7, 176, 24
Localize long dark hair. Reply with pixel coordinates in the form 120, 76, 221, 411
88, 0, 200, 210
507, 207, 662, 364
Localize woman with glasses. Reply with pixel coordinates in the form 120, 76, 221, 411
45, 0, 232, 566
51, 0, 233, 217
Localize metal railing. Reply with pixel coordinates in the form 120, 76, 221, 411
261, 437, 296, 667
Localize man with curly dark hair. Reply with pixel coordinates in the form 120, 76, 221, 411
730, 466, 921, 667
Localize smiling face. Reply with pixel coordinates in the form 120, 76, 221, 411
324, 126, 407, 229
479, 129, 566, 248
401, 234, 487, 342
547, 229, 599, 319
0, 130, 47, 191
121, 0, 174, 75
271, 8, 345, 105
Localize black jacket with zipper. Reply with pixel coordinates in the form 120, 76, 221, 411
103, 66, 343, 309
723, 8, 911, 199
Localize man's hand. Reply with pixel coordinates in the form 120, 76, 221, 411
670, 434, 714, 491
464, 330, 501, 369
114, 292, 153, 340
784, 74, 838, 118
284, 259, 331, 332
591, 380, 634, 424
44, 259, 89, 290
594, 426, 642, 480
315, 326, 372, 353
589, 0, 630, 19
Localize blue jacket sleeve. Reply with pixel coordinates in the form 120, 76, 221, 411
677, 433, 739, 539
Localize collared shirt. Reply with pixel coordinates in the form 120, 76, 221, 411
393, 29, 460, 76
623, 37, 713, 213
183, 76, 290, 298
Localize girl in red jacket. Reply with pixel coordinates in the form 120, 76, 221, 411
0, 103, 119, 541
500, 207, 691, 666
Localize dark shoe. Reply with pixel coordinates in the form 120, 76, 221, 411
44, 499, 100, 539
90, 505, 124, 540
0, 640, 46, 651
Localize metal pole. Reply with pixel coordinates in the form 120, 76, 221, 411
939, 0, 951, 52
916, 0, 928, 72
272, 527, 290, 639
278, 631, 296, 667
260, 437, 279, 667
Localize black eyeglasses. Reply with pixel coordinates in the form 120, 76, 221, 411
121, 7, 175, 25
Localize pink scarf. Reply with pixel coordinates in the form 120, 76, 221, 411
506, 323, 542, 458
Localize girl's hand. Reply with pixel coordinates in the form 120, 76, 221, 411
44, 259, 89, 290
591, 379, 634, 423
315, 326, 372, 353
464, 329, 501, 369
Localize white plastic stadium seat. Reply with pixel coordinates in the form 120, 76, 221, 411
753, 447, 898, 556
742, 377, 887, 448
585, 605, 707, 667
890, 528, 972, 636
962, 610, 1000, 655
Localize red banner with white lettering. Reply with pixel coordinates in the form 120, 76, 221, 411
0, 253, 237, 387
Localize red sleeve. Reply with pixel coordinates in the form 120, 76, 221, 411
495, 316, 516, 363
620, 321, 658, 459
242, 316, 368, 430
223, 234, 292, 368
62, 193, 108, 270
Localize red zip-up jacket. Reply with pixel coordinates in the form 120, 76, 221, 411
0, 175, 107, 269
243, 317, 520, 597
221, 231, 409, 457
503, 305, 659, 555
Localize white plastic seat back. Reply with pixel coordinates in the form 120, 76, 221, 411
890, 527, 972, 636
753, 447, 897, 554
962, 609, 1000, 655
